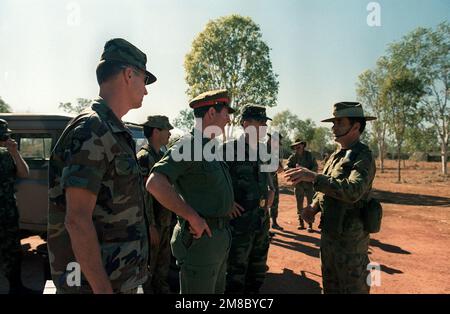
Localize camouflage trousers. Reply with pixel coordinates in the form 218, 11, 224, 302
143, 224, 171, 294
0, 203, 22, 287
269, 173, 279, 220
320, 218, 371, 294
294, 182, 314, 225
226, 207, 270, 294
171, 220, 231, 294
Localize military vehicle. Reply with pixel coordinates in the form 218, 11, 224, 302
0, 113, 146, 238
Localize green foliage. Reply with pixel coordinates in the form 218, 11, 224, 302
58, 98, 92, 114
173, 108, 194, 132
0, 97, 11, 113
184, 15, 279, 123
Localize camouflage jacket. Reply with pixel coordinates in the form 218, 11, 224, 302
287, 150, 318, 172
0, 147, 17, 209
47, 99, 149, 293
137, 144, 172, 227
312, 140, 376, 235
224, 136, 271, 210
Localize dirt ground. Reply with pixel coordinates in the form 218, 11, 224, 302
19, 160, 450, 294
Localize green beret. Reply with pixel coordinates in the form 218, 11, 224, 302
189, 89, 235, 113
98, 38, 157, 85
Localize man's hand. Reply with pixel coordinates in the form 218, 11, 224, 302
229, 202, 245, 219
2, 138, 18, 154
149, 225, 160, 247
284, 167, 317, 184
301, 205, 318, 224
187, 213, 212, 239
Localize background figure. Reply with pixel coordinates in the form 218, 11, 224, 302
137, 115, 173, 294
287, 140, 318, 232
267, 132, 284, 231
0, 119, 33, 294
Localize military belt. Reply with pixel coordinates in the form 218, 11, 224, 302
238, 198, 268, 211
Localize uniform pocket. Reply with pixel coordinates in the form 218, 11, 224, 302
114, 154, 139, 176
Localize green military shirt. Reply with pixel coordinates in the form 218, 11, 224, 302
151, 130, 234, 218
48, 99, 149, 293
287, 150, 318, 172
137, 144, 172, 227
312, 140, 376, 235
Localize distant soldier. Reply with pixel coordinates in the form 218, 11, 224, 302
287, 139, 318, 232
285, 102, 377, 294
0, 119, 33, 294
48, 38, 156, 294
147, 89, 235, 294
137, 115, 173, 294
267, 131, 284, 231
225, 105, 275, 294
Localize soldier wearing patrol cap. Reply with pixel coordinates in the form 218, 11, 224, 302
137, 115, 174, 294
224, 104, 275, 294
0, 119, 33, 294
285, 102, 377, 294
286, 139, 318, 232
48, 38, 156, 294
147, 89, 235, 294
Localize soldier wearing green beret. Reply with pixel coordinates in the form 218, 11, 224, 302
147, 89, 235, 294
224, 104, 275, 294
0, 119, 34, 294
137, 115, 173, 294
48, 38, 156, 294
285, 102, 377, 294
287, 139, 318, 232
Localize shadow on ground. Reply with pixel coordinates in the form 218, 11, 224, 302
370, 239, 411, 255
373, 189, 450, 207
261, 268, 322, 294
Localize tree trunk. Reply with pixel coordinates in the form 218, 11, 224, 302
442, 142, 448, 175
397, 145, 401, 183
378, 141, 385, 173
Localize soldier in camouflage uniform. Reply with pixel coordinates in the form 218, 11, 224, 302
225, 105, 275, 294
287, 139, 318, 232
285, 102, 376, 294
267, 132, 284, 231
0, 119, 32, 294
137, 115, 173, 294
147, 90, 235, 294
47, 38, 156, 294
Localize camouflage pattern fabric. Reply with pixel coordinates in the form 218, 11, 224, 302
312, 140, 375, 294
47, 98, 149, 294
287, 150, 318, 225
224, 137, 271, 294
137, 144, 172, 294
0, 148, 21, 287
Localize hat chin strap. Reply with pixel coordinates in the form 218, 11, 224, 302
334, 125, 353, 138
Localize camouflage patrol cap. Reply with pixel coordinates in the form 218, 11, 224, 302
321, 102, 376, 122
0, 119, 12, 135
99, 38, 157, 85
142, 115, 174, 130
241, 104, 272, 121
189, 89, 235, 113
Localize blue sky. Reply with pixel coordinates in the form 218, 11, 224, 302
0, 0, 449, 126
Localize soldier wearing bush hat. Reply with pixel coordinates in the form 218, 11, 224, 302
285, 101, 377, 294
